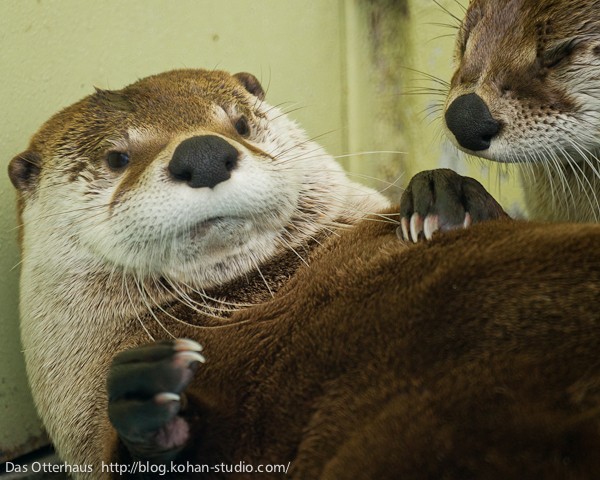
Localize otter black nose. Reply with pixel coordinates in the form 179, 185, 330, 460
169, 135, 239, 189
445, 93, 500, 151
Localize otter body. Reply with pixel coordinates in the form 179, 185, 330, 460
10, 69, 600, 479
444, 0, 600, 222
109, 218, 600, 480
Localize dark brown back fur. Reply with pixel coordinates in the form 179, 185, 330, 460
110, 216, 600, 479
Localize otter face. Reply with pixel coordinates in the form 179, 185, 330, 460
445, 0, 600, 165
9, 70, 358, 288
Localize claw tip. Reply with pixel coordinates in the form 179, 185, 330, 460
174, 338, 203, 352
155, 392, 181, 404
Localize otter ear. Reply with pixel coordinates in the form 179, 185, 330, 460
233, 72, 265, 100
8, 150, 41, 191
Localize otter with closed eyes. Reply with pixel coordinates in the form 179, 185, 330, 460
443, 0, 600, 223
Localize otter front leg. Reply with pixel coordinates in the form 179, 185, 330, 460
107, 339, 205, 465
399, 168, 509, 242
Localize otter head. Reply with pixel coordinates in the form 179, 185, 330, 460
9, 69, 370, 289
444, 0, 600, 165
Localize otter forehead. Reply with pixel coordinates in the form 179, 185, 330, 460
463, 0, 600, 42
116, 70, 261, 128
458, 1, 534, 85
30, 69, 259, 158
454, 0, 600, 93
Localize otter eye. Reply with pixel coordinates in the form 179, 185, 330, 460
543, 38, 579, 69
106, 151, 129, 170
234, 116, 250, 137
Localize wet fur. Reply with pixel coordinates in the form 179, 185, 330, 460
446, 0, 600, 222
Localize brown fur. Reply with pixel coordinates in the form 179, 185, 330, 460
107, 217, 600, 479
446, 0, 600, 222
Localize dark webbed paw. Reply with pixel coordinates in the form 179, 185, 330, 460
399, 168, 508, 242
107, 339, 205, 462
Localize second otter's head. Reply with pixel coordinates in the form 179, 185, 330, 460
444, 0, 600, 165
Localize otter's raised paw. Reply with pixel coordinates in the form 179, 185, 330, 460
399, 168, 508, 242
107, 339, 205, 461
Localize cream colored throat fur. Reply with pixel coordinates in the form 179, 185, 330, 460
12, 69, 389, 475
445, 0, 600, 222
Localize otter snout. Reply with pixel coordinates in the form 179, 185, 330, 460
445, 93, 500, 151
169, 135, 239, 189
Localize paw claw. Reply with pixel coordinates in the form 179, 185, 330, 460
410, 213, 423, 243
154, 392, 181, 405
400, 217, 410, 241
174, 350, 206, 367
424, 215, 439, 240
174, 338, 203, 352
463, 212, 472, 229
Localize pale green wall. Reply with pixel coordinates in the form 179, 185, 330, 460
0, 0, 525, 461
343, 0, 412, 197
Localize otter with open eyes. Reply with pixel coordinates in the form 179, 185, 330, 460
9, 69, 600, 479
438, 0, 600, 223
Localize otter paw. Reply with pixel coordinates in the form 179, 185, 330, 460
107, 339, 205, 460
399, 168, 508, 242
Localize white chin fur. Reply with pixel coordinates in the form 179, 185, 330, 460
82, 154, 298, 283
